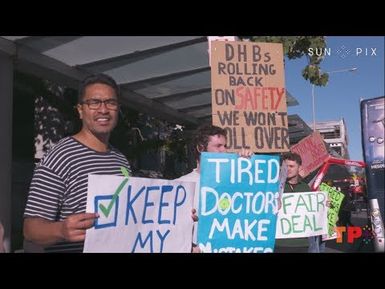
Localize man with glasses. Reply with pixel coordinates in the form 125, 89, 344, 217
23, 74, 130, 252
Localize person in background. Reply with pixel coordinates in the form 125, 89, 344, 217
338, 186, 354, 227
175, 124, 252, 252
276, 152, 326, 253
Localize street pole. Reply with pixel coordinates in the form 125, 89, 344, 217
311, 67, 358, 133
312, 83, 316, 131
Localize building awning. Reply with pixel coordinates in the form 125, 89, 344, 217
0, 36, 299, 126
288, 114, 313, 145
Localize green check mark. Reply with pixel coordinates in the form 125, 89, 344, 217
99, 170, 129, 217
120, 167, 130, 178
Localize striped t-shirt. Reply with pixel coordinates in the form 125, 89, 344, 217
24, 136, 130, 252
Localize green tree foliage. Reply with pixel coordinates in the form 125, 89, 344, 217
112, 106, 190, 178
14, 71, 188, 178
13, 72, 79, 160
241, 36, 329, 86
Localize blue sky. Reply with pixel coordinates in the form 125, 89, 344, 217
284, 36, 384, 161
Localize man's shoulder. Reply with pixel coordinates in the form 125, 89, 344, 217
110, 145, 127, 158
284, 181, 311, 193
109, 146, 130, 168
296, 181, 312, 192
298, 180, 311, 187
39, 137, 77, 162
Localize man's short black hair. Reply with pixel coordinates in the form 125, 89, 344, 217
192, 124, 227, 161
282, 152, 302, 166
78, 73, 120, 103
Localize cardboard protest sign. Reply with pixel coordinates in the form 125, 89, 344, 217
319, 182, 345, 238
208, 36, 238, 66
84, 175, 194, 252
290, 132, 329, 178
276, 191, 328, 238
197, 152, 280, 253
210, 41, 289, 153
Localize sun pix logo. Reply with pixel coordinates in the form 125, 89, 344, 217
307, 46, 378, 59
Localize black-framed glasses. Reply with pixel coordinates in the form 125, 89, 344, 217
80, 98, 119, 110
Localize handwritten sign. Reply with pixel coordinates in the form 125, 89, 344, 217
319, 182, 345, 237
290, 132, 329, 178
84, 175, 194, 252
197, 152, 280, 253
276, 192, 328, 238
208, 36, 238, 66
210, 41, 289, 153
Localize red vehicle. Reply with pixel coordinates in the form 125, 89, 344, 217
310, 156, 366, 191
350, 176, 365, 194
309, 156, 367, 212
